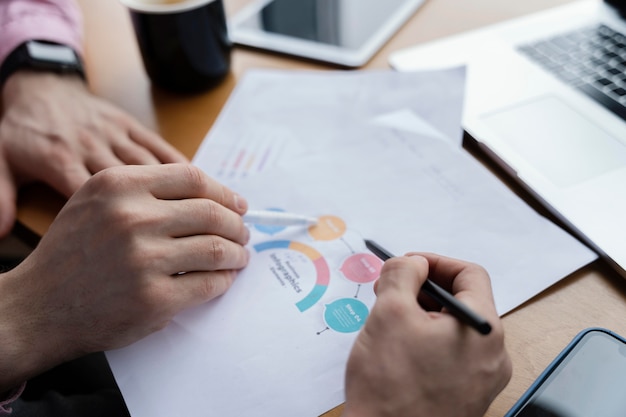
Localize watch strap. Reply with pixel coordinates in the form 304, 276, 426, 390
0, 41, 85, 87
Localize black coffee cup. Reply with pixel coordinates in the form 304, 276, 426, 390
121, 0, 231, 93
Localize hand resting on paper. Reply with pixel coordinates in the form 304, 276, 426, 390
0, 164, 250, 393
342, 253, 512, 417
0, 71, 188, 238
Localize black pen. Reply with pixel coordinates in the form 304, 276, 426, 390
364, 239, 492, 335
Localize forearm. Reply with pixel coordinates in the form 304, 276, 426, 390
0, 267, 63, 393
0, 269, 34, 392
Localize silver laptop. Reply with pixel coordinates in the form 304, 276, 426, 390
389, 0, 626, 277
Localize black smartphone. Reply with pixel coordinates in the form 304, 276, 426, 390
505, 328, 626, 417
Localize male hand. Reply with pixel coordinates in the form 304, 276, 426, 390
343, 253, 512, 417
0, 71, 188, 237
0, 164, 249, 391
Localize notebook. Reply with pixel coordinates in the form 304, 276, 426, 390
389, 0, 626, 277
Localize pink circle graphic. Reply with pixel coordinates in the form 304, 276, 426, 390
340, 253, 383, 284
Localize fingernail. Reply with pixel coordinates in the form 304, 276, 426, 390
407, 254, 428, 264
234, 193, 248, 212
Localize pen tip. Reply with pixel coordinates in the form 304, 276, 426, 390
478, 322, 492, 335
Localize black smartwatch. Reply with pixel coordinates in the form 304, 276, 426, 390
0, 40, 85, 87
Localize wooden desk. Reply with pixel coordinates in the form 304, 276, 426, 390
15, 0, 626, 416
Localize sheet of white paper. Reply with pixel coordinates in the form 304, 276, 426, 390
370, 108, 450, 143
107, 68, 597, 417
193, 69, 467, 183
224, 123, 596, 315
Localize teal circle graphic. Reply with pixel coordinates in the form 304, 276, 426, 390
323, 298, 369, 333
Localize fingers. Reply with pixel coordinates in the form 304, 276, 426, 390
155, 237, 250, 314
83, 140, 165, 171
164, 234, 250, 274
144, 164, 248, 214
374, 252, 499, 329
375, 255, 430, 312
169, 270, 239, 309
112, 141, 161, 166
43, 162, 92, 197
161, 198, 250, 245
83, 99, 187, 166
413, 252, 473, 288
86, 165, 249, 245
411, 252, 498, 317
419, 252, 494, 296
85, 148, 126, 173
128, 122, 188, 164
84, 121, 175, 169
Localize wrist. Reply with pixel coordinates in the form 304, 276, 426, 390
0, 269, 35, 391
0, 266, 66, 392
2, 70, 87, 106
0, 41, 85, 90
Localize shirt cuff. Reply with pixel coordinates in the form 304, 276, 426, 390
0, 0, 83, 67
0, 382, 26, 416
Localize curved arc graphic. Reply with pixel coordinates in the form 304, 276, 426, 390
253, 240, 331, 312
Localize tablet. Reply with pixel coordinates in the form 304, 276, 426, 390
229, 0, 425, 67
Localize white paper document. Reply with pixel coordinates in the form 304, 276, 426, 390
107, 69, 597, 417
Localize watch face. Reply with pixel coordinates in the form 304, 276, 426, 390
26, 41, 78, 64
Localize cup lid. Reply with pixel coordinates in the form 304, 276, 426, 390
119, 0, 217, 14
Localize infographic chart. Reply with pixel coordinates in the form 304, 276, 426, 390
249, 211, 383, 334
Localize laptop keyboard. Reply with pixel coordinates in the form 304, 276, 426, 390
518, 24, 626, 121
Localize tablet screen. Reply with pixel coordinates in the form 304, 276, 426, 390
230, 0, 424, 66
236, 0, 413, 49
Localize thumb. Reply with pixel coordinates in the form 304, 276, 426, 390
375, 255, 430, 301
0, 156, 17, 238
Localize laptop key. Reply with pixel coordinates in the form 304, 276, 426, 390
518, 24, 626, 122
579, 82, 626, 120
611, 87, 626, 97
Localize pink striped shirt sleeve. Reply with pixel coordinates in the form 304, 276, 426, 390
0, 0, 83, 66
0, 383, 25, 416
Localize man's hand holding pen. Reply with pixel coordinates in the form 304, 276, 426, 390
342, 252, 512, 417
